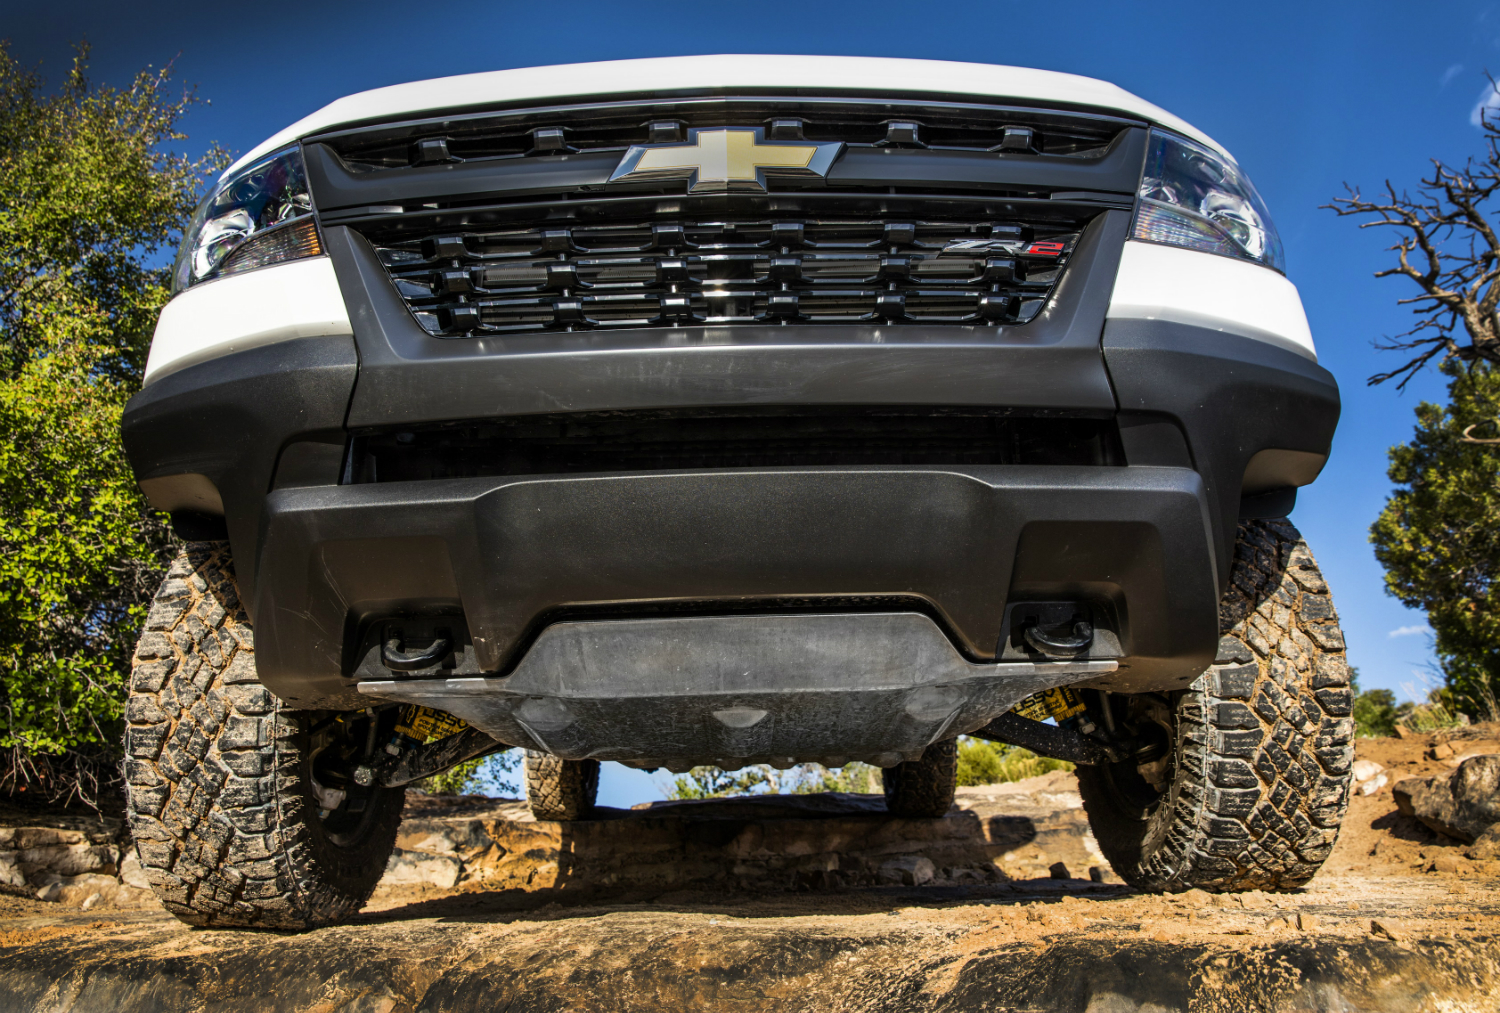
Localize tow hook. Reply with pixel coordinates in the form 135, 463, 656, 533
382, 631, 453, 671
1023, 619, 1094, 659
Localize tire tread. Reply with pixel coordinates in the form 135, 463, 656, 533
125, 543, 403, 929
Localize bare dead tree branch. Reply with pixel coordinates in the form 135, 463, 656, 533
1326, 73, 1500, 387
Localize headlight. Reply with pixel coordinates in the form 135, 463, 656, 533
1133, 130, 1285, 273
172, 146, 319, 292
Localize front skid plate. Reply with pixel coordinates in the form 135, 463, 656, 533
358, 612, 1115, 770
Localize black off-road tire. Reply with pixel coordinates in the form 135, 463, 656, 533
524, 751, 599, 820
882, 737, 959, 818
1077, 519, 1354, 893
123, 543, 406, 929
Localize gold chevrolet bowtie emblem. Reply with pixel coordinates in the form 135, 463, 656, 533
609, 128, 843, 193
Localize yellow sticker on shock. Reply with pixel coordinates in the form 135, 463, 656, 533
394, 705, 470, 742
1011, 686, 1087, 723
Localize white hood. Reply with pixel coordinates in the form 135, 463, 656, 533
225, 54, 1225, 178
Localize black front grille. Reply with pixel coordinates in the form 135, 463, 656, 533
347, 407, 1124, 481
373, 211, 1081, 335
313, 95, 1132, 338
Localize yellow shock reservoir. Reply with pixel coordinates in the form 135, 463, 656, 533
1010, 686, 1087, 723
393, 705, 470, 743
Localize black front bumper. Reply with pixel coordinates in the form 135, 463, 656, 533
121, 208, 1340, 711
255, 463, 1218, 707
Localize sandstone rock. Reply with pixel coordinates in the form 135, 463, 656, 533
1371, 917, 1408, 941
80, 892, 101, 912
1359, 773, 1389, 796
1429, 743, 1455, 761
383, 849, 462, 889
34, 882, 60, 902
1297, 912, 1320, 931
118, 852, 150, 890
1048, 862, 1070, 880
1393, 755, 1500, 843
56, 874, 135, 908
1467, 825, 1500, 861
375, 775, 1110, 897
1352, 760, 1385, 783
0, 852, 23, 888
878, 856, 934, 886
1395, 725, 1415, 740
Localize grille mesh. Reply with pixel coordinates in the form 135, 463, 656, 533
376, 215, 1080, 335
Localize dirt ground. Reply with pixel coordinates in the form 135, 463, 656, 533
3, 729, 1500, 1012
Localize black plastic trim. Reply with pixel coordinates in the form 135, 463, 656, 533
120, 335, 359, 608
1102, 320, 1340, 587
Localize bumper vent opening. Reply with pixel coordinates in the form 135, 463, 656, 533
346, 407, 1124, 482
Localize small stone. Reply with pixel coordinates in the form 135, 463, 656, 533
1429, 743, 1456, 761
35, 882, 61, 902
1395, 725, 1414, 740
1181, 888, 1212, 906
1088, 866, 1104, 883
1297, 912, 1320, 931
1266, 915, 1291, 931
1370, 917, 1408, 941
1048, 862, 1070, 880
1359, 774, 1389, 796
1468, 824, 1500, 861
118, 852, 151, 890
381, 849, 462, 890
1238, 891, 1271, 909
80, 892, 102, 912
877, 856, 935, 887
1393, 755, 1500, 843
1352, 759, 1385, 783
1433, 854, 1461, 875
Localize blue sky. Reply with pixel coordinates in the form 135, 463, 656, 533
12, 0, 1499, 805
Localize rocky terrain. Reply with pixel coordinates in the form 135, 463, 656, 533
3, 728, 1500, 1011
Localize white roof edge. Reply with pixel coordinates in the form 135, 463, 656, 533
223, 55, 1228, 180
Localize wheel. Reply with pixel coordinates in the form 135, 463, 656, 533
123, 543, 406, 929
524, 750, 599, 820
1076, 519, 1354, 893
882, 737, 958, 817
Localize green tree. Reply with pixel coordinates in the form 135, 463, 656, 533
1370, 363, 1500, 714
956, 737, 1072, 786
1349, 668, 1399, 738
416, 750, 521, 797
1330, 84, 1500, 714
0, 43, 223, 801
